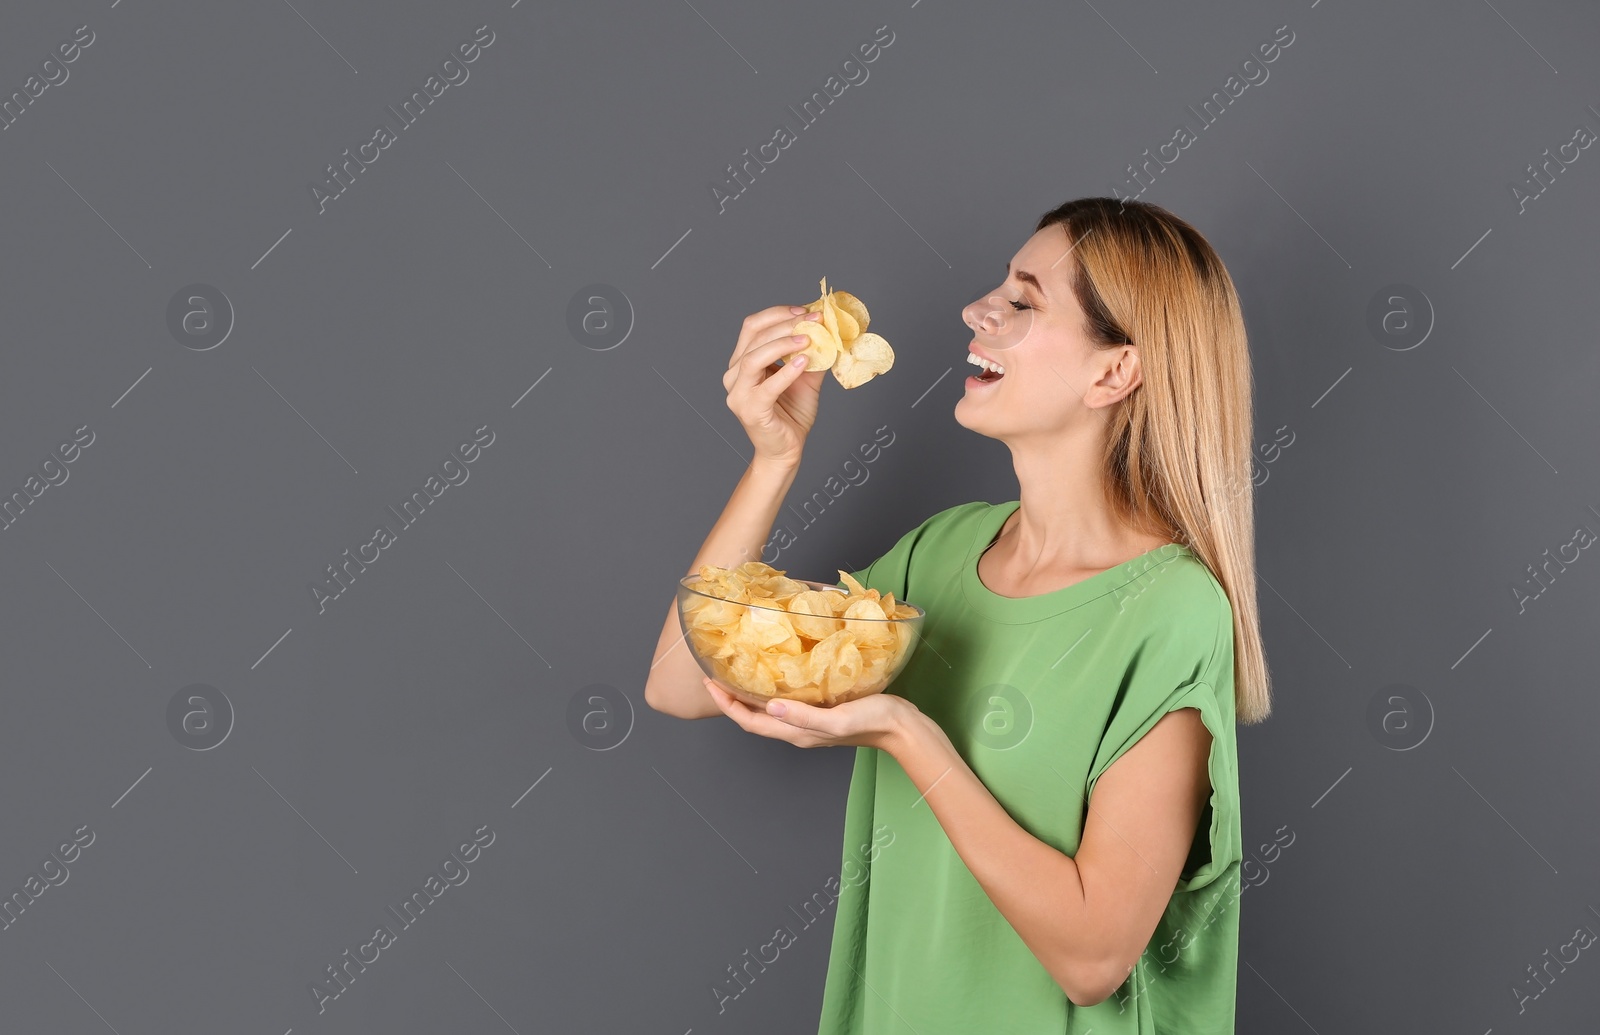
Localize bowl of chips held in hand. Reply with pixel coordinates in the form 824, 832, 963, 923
677, 561, 924, 709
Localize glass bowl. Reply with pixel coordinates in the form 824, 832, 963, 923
676, 575, 925, 709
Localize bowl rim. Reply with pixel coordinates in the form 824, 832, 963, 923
677, 573, 926, 621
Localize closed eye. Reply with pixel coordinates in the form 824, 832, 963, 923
1008, 299, 1032, 311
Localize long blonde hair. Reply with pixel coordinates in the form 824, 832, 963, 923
1035, 197, 1272, 724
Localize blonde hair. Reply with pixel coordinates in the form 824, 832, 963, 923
1035, 198, 1272, 724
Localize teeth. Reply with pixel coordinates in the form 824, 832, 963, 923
966, 353, 1005, 376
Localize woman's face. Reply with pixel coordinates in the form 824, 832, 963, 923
954, 225, 1139, 439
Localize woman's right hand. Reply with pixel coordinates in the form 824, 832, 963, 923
723, 305, 828, 470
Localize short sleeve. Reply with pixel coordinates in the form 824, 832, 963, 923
1088, 678, 1239, 893
1082, 582, 1240, 894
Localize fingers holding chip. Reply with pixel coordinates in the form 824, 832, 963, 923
789, 318, 841, 371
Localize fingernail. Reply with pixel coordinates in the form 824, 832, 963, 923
794, 355, 807, 367
768, 701, 788, 716
790, 306, 805, 315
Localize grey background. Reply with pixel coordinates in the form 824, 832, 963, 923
0, 0, 1596, 1032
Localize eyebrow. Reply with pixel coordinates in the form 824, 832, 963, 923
1005, 261, 1048, 301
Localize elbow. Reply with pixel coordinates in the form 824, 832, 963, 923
1057, 949, 1128, 1009
1061, 968, 1119, 1009
1063, 973, 1117, 1009
643, 681, 700, 720
643, 682, 675, 717
644, 666, 724, 720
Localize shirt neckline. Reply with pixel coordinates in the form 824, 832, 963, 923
958, 501, 1194, 623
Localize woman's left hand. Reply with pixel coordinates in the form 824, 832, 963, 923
702, 677, 911, 752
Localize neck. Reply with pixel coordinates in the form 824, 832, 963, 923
1001, 428, 1159, 569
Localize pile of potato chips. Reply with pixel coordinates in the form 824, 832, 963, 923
791, 277, 895, 389
681, 561, 920, 706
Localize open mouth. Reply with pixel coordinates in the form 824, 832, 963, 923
966, 353, 1006, 384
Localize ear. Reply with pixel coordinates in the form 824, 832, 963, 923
1087, 343, 1142, 408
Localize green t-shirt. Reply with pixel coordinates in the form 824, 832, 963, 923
818, 500, 1241, 1034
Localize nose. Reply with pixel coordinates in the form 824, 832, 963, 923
962, 294, 1006, 337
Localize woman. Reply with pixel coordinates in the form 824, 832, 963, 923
645, 197, 1271, 1033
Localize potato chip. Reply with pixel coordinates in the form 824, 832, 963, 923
807, 630, 850, 687
831, 331, 895, 390
739, 606, 801, 654
816, 280, 861, 341
687, 625, 726, 660
792, 278, 895, 389
728, 646, 776, 696
821, 634, 863, 700
774, 652, 815, 690
892, 618, 915, 657
684, 592, 746, 630
790, 317, 841, 371
837, 570, 870, 596
841, 597, 895, 649
817, 277, 841, 344
787, 590, 847, 640
833, 290, 870, 333
834, 305, 860, 342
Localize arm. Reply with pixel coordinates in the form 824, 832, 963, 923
644, 459, 800, 719
883, 702, 1212, 1006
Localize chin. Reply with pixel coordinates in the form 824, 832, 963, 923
952, 398, 995, 434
